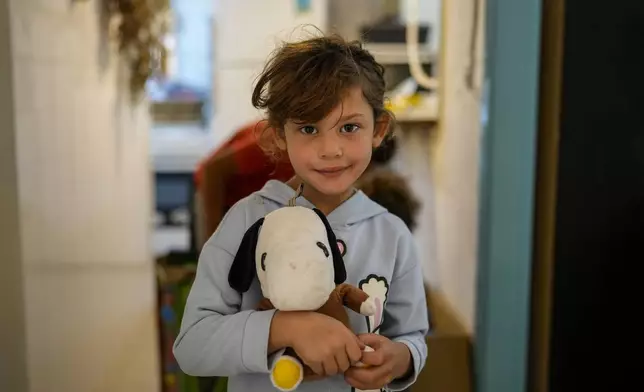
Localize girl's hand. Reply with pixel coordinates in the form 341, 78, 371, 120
284, 312, 365, 378
344, 333, 412, 390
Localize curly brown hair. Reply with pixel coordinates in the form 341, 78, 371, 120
251, 34, 394, 160
357, 169, 421, 231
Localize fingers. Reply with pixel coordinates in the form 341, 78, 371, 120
346, 338, 364, 365
359, 348, 386, 367
335, 351, 351, 373
346, 365, 387, 381
322, 357, 338, 377
355, 335, 366, 350
302, 366, 317, 378
346, 376, 392, 391
357, 333, 387, 348
345, 365, 392, 390
307, 361, 324, 377
302, 366, 325, 382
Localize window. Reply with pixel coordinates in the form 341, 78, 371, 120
147, 0, 214, 128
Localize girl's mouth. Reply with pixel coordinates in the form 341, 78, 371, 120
316, 166, 348, 174
315, 166, 351, 177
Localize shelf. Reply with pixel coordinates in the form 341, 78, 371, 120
364, 43, 436, 65
390, 93, 439, 125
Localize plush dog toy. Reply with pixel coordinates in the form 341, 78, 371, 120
228, 206, 376, 391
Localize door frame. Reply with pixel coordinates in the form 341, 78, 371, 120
475, 1, 543, 391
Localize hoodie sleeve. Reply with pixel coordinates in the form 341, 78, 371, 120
172, 202, 277, 377
379, 228, 429, 391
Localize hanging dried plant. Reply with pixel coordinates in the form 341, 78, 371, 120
105, 0, 171, 102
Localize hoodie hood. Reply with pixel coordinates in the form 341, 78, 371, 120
255, 180, 387, 227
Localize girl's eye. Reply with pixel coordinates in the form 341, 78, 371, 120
299, 126, 317, 135
341, 124, 360, 133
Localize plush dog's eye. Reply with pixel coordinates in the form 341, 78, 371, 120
316, 242, 330, 258
261, 252, 267, 271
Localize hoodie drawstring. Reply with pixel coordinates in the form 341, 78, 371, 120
288, 183, 304, 207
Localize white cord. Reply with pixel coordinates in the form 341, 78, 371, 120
405, 0, 439, 90
465, 0, 482, 91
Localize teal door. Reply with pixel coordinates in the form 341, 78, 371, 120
475, 1, 542, 392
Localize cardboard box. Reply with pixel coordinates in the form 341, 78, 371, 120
411, 287, 473, 392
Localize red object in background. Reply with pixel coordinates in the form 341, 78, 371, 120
194, 121, 294, 210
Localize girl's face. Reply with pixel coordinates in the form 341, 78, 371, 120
279, 86, 388, 199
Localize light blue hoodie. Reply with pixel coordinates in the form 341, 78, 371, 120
173, 180, 429, 391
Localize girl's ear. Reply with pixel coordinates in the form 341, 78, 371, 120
312, 208, 347, 284
228, 217, 265, 292
373, 114, 392, 148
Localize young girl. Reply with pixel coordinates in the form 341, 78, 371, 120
173, 34, 429, 392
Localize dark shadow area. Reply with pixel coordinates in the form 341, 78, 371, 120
548, 0, 644, 390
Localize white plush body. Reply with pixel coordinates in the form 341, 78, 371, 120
255, 206, 336, 311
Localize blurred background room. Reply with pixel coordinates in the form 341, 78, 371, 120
2, 0, 641, 392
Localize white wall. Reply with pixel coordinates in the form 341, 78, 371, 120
172, 0, 214, 90
211, 0, 328, 146
0, 0, 29, 390
327, 0, 384, 41
430, 0, 485, 331
389, 126, 440, 288
4, 1, 159, 390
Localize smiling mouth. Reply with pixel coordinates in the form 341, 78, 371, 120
316, 166, 349, 175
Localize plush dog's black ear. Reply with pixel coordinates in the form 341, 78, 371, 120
228, 217, 264, 293
312, 208, 347, 284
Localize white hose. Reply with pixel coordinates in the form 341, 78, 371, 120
405, 0, 439, 90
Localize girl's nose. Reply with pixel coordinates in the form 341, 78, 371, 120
318, 131, 343, 158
